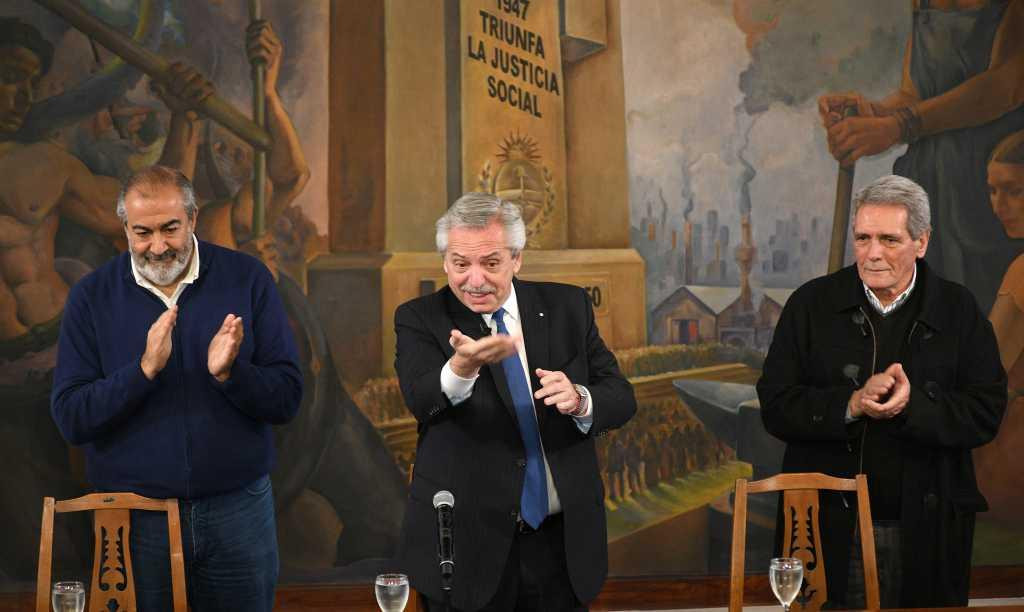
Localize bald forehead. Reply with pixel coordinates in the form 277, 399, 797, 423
123, 183, 189, 220
125, 180, 184, 203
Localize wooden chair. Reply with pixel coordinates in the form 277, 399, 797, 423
36, 492, 187, 612
729, 472, 880, 612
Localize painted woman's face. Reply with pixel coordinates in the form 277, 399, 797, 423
988, 161, 1024, 239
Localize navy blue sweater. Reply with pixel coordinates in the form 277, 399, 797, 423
51, 241, 302, 500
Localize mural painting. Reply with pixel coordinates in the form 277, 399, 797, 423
620, 0, 1024, 571
0, 0, 1021, 593
0, 0, 405, 587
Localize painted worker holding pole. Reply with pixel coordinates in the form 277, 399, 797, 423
819, 0, 1024, 314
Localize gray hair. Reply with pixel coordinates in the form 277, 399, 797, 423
852, 175, 931, 239
435, 192, 527, 255
116, 165, 198, 223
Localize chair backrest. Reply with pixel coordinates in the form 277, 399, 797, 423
729, 472, 879, 612
36, 492, 187, 612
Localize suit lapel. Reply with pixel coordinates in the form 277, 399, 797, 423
444, 290, 517, 421
516, 280, 551, 427
445, 290, 488, 341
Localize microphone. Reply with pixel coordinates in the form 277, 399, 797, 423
433, 490, 455, 589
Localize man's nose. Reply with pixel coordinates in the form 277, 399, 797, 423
467, 266, 486, 287
149, 234, 168, 255
866, 240, 884, 258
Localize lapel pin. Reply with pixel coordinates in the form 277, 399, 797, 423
539, 312, 545, 317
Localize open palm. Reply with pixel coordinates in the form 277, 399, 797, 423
208, 314, 243, 382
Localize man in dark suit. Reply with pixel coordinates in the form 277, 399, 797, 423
395, 193, 637, 611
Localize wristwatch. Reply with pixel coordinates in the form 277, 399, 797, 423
571, 384, 589, 417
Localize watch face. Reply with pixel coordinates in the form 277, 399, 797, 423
571, 384, 589, 416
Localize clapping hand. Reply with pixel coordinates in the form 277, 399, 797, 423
141, 306, 177, 380
208, 314, 244, 382
851, 363, 910, 420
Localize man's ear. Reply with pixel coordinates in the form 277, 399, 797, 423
915, 230, 930, 258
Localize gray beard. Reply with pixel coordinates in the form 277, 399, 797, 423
133, 234, 195, 287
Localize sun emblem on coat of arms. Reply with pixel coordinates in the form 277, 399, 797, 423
477, 132, 555, 247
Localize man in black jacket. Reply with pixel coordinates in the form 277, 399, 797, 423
394, 193, 636, 611
758, 175, 1006, 607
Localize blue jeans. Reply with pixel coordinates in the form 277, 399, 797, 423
129, 475, 279, 612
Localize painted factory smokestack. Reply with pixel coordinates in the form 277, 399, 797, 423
735, 213, 756, 310
683, 196, 695, 284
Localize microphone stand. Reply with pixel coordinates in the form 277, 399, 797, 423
441, 557, 453, 612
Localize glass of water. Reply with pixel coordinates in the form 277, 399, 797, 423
375, 573, 409, 612
51, 581, 85, 612
769, 557, 803, 612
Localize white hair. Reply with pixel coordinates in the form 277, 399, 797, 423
853, 175, 931, 239
116, 165, 198, 223
435, 192, 527, 255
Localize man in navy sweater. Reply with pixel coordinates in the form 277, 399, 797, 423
51, 165, 302, 611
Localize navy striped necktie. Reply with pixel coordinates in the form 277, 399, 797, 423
492, 307, 548, 528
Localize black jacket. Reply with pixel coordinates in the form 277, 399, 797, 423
757, 261, 1006, 606
394, 279, 636, 610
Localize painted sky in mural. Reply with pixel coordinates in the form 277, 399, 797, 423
621, 0, 911, 310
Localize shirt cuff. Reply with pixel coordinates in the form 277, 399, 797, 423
844, 403, 859, 424
441, 360, 477, 405
573, 386, 593, 433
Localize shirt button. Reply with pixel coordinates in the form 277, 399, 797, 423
516, 459, 527, 468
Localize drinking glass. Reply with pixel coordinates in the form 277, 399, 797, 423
374, 573, 409, 612
51, 581, 85, 612
769, 557, 803, 612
